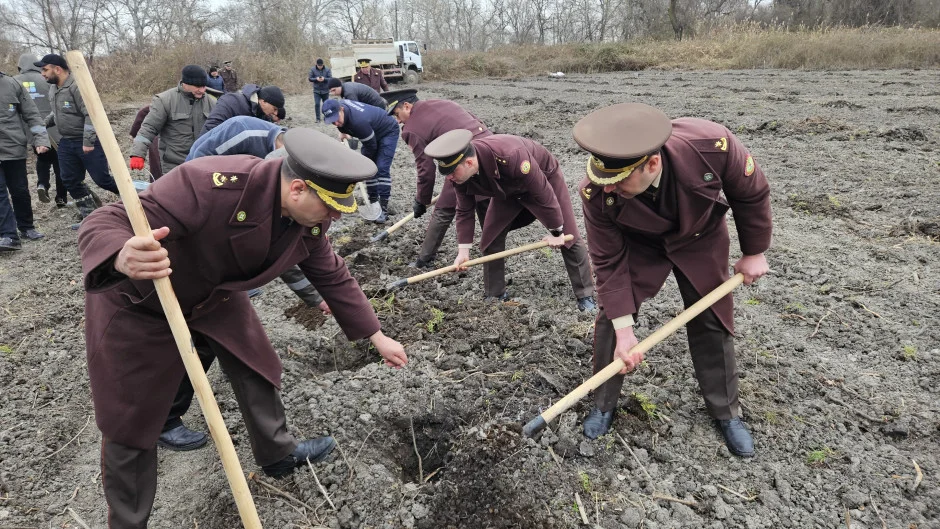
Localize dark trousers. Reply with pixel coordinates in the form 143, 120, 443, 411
592, 267, 739, 420
480, 208, 595, 300
417, 206, 456, 263
57, 137, 118, 200
0, 159, 33, 238
361, 133, 398, 203
314, 92, 328, 121
103, 333, 296, 528
35, 146, 66, 201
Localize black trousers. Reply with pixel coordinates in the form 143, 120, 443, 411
0, 159, 33, 237
35, 146, 66, 201
592, 267, 740, 420
102, 333, 296, 528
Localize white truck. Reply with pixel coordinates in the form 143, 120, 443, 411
329, 38, 424, 84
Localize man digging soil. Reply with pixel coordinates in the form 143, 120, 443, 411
77, 128, 407, 527
574, 103, 771, 457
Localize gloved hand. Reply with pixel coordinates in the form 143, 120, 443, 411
129, 156, 145, 170
412, 199, 427, 218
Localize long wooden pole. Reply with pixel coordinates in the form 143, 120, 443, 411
66, 51, 263, 528
522, 273, 745, 437
370, 194, 440, 242
389, 234, 574, 289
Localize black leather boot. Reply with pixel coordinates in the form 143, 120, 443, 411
583, 408, 615, 439
262, 437, 337, 478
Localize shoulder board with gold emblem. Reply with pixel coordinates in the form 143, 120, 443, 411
578, 176, 601, 202
689, 137, 730, 153
209, 171, 247, 190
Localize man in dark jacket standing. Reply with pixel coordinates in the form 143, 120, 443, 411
425, 130, 597, 310
129, 65, 216, 174
308, 58, 331, 122
572, 103, 771, 457
0, 70, 50, 250
15, 53, 64, 207
322, 98, 399, 223
327, 78, 385, 108
201, 84, 284, 135
77, 129, 408, 526
381, 88, 491, 269
353, 58, 388, 92
206, 66, 224, 92
220, 60, 238, 92
37, 53, 118, 220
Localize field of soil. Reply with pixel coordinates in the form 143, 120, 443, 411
1, 68, 938, 528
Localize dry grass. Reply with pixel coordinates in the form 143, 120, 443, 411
5, 26, 936, 103
424, 26, 940, 80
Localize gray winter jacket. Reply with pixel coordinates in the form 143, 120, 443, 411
341, 82, 386, 109
48, 74, 96, 147
130, 85, 216, 173
13, 53, 60, 146
0, 72, 49, 161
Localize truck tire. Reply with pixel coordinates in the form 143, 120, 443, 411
403, 70, 420, 84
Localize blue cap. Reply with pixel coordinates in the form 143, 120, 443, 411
322, 99, 342, 124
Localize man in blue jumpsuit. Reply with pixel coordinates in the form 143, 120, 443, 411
321, 98, 399, 223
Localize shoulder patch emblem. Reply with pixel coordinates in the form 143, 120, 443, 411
606, 196, 615, 206
715, 137, 728, 151
212, 172, 228, 187
520, 160, 531, 174
311, 226, 321, 236
744, 155, 755, 176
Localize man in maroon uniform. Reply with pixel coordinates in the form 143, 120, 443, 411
425, 129, 596, 311
573, 103, 772, 457
380, 88, 491, 268
353, 58, 388, 92
78, 129, 407, 526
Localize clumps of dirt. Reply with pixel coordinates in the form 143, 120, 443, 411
786, 193, 853, 218
886, 106, 940, 115
822, 100, 865, 109
334, 234, 371, 258
879, 127, 929, 142
428, 422, 545, 529
284, 301, 326, 331
889, 218, 940, 240
748, 116, 848, 136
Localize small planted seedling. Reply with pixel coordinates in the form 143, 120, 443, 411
806, 446, 835, 466
426, 307, 445, 332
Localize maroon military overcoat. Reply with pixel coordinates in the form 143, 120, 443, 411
401, 99, 490, 209
454, 134, 581, 251
354, 68, 388, 93
78, 156, 381, 449
580, 118, 772, 333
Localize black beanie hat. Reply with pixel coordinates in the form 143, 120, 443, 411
327, 78, 342, 90
181, 65, 207, 86
258, 86, 285, 109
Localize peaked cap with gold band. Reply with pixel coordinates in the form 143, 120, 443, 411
573, 103, 673, 186
357, 58, 372, 67
424, 129, 474, 176
283, 128, 377, 213
379, 88, 419, 116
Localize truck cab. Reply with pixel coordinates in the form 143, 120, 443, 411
395, 40, 423, 83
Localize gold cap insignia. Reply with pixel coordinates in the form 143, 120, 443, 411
520, 160, 531, 174
311, 226, 321, 236
703, 173, 714, 182
745, 155, 755, 176
236, 211, 247, 222
212, 172, 228, 187
715, 137, 728, 151
606, 196, 615, 206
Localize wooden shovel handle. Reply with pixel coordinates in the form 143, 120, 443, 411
371, 194, 440, 242
66, 52, 263, 528
391, 235, 573, 288
523, 273, 745, 437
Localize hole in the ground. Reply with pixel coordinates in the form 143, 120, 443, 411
284, 301, 326, 331
395, 415, 455, 484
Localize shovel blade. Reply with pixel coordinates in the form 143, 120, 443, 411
358, 202, 383, 221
